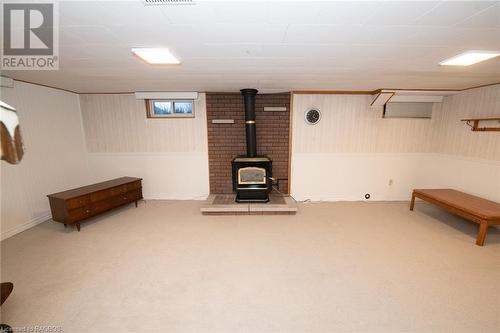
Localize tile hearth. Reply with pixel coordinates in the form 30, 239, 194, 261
201, 194, 297, 215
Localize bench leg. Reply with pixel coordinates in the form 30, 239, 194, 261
410, 193, 416, 211
476, 221, 488, 246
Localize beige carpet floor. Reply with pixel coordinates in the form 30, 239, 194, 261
1, 200, 499, 332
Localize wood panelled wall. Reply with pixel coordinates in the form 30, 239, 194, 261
206, 92, 290, 194
432, 84, 500, 160
78, 93, 210, 200
1, 81, 89, 239
292, 94, 435, 154
292, 84, 499, 158
290, 84, 500, 202
79, 93, 208, 153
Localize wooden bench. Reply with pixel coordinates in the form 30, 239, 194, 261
410, 189, 500, 246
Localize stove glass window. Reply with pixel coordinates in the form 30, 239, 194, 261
238, 167, 266, 185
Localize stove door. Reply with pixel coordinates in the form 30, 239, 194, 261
238, 167, 266, 185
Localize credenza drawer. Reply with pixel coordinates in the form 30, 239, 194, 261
109, 185, 127, 196
68, 206, 92, 221
90, 185, 128, 202
67, 196, 90, 209
111, 189, 142, 206
90, 190, 110, 202
91, 200, 113, 214
126, 181, 141, 191
128, 189, 143, 200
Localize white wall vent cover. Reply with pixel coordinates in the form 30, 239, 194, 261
383, 102, 433, 119
371, 89, 459, 109
143, 0, 194, 5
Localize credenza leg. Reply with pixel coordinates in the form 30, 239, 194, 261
476, 221, 488, 246
64, 224, 67, 228
135, 200, 138, 208
76, 223, 81, 232
410, 193, 416, 211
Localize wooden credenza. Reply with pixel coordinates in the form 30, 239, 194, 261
47, 177, 143, 231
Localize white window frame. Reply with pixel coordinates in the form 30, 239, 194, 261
146, 99, 195, 118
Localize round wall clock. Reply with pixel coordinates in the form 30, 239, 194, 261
305, 108, 321, 125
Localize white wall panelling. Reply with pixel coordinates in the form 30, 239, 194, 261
1, 81, 89, 240
291, 85, 500, 202
79, 93, 209, 200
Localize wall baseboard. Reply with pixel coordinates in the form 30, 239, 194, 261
1, 213, 51, 241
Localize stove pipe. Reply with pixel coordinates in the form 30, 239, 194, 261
240, 88, 258, 157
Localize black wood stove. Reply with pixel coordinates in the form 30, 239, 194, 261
232, 89, 272, 203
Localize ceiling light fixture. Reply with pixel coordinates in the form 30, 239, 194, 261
439, 50, 500, 66
131, 48, 180, 65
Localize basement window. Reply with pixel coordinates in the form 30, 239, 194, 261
146, 99, 194, 118
383, 102, 433, 119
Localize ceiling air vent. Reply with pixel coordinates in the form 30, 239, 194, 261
143, 0, 194, 5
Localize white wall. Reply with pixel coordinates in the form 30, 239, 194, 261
291, 85, 500, 202
426, 85, 500, 202
1, 81, 89, 240
79, 93, 209, 200
420, 155, 500, 202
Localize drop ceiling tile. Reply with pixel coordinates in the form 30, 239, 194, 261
175, 43, 264, 59
199, 24, 289, 44
415, 1, 497, 26
458, 3, 500, 28
265, 2, 323, 24
59, 1, 106, 27
314, 2, 382, 24
408, 26, 500, 48
106, 24, 202, 46
59, 44, 94, 59
160, 2, 217, 24
210, 2, 269, 24
284, 24, 422, 45
60, 57, 140, 69
99, 1, 170, 26
60, 1, 169, 27
284, 25, 365, 44
365, 1, 440, 26
61, 26, 124, 45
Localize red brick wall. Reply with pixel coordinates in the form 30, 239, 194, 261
206, 92, 290, 194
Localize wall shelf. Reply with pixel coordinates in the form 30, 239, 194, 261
461, 117, 500, 132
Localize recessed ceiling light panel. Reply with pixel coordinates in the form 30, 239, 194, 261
131, 48, 180, 65
439, 51, 500, 66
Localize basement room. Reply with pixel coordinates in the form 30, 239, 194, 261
1, 1, 499, 332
